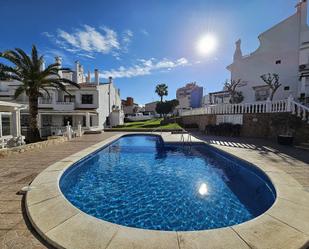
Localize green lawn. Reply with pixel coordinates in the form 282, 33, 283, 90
113, 118, 181, 130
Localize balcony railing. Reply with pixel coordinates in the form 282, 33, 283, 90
38, 98, 53, 104
54, 101, 75, 111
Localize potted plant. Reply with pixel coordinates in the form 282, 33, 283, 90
272, 114, 301, 146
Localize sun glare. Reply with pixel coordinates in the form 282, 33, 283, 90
198, 183, 208, 196
197, 34, 217, 55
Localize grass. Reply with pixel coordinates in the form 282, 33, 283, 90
112, 118, 182, 130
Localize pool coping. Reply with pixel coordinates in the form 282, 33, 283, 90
25, 132, 309, 249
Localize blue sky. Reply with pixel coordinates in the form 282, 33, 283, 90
0, 0, 300, 104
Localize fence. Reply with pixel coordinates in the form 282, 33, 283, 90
179, 96, 309, 124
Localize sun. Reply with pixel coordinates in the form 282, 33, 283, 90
197, 34, 217, 55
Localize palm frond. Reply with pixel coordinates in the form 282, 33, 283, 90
15, 48, 32, 68
14, 85, 26, 99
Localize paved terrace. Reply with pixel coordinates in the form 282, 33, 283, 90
0, 132, 308, 248
0, 132, 120, 249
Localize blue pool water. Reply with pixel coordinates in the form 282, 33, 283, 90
60, 135, 276, 231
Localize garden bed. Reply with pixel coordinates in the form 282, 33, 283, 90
0, 136, 67, 158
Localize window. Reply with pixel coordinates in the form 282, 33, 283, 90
254, 86, 270, 101
284, 86, 290, 91
275, 60, 281, 64
42, 115, 52, 127
81, 94, 93, 104
21, 114, 30, 127
63, 116, 73, 126
1, 115, 11, 136
64, 95, 75, 102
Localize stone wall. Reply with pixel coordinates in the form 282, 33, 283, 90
179, 114, 216, 131
0, 136, 68, 158
179, 113, 309, 144
242, 113, 309, 143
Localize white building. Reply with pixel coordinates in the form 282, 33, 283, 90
0, 57, 123, 136
209, 0, 309, 104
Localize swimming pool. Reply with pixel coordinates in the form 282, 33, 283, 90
60, 135, 276, 231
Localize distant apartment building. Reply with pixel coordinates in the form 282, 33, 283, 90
207, 0, 309, 104
0, 57, 123, 136
176, 82, 203, 109
144, 101, 159, 113
121, 97, 141, 115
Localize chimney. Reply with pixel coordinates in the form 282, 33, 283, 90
109, 76, 113, 84
55, 56, 62, 78
40, 59, 45, 71
55, 56, 62, 68
80, 65, 85, 82
74, 61, 80, 83
87, 71, 91, 83
94, 69, 99, 85
233, 39, 243, 61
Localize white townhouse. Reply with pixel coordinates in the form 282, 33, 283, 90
0, 57, 123, 137
209, 0, 309, 104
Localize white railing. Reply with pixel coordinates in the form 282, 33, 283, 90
180, 99, 288, 116
180, 96, 309, 124
291, 100, 309, 124
56, 101, 74, 105
54, 101, 75, 111
38, 98, 53, 104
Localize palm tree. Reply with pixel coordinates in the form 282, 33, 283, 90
0, 45, 80, 143
155, 83, 168, 103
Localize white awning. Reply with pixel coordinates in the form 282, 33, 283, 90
38, 111, 97, 116
0, 101, 27, 112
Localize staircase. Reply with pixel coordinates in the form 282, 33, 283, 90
295, 141, 309, 151
290, 100, 309, 124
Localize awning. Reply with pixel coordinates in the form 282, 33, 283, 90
38, 111, 97, 116
0, 101, 27, 112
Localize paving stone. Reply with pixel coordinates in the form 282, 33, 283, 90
233, 214, 309, 249
177, 227, 250, 249
0, 200, 22, 214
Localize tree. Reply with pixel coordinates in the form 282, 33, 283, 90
260, 73, 282, 101
0, 45, 80, 143
155, 99, 179, 117
155, 83, 168, 103
224, 79, 244, 104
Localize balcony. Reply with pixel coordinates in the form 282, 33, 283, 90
0, 89, 14, 96
54, 101, 75, 111
38, 98, 53, 108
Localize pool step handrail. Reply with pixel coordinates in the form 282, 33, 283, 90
151, 126, 163, 134
180, 128, 192, 144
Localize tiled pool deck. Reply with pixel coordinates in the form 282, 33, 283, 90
1, 132, 309, 248
0, 132, 120, 249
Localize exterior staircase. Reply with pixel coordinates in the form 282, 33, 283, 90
295, 141, 309, 151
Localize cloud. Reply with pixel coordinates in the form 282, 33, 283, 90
41, 32, 53, 38
57, 25, 119, 54
123, 30, 133, 45
43, 25, 131, 58
141, 29, 149, 36
99, 57, 189, 79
